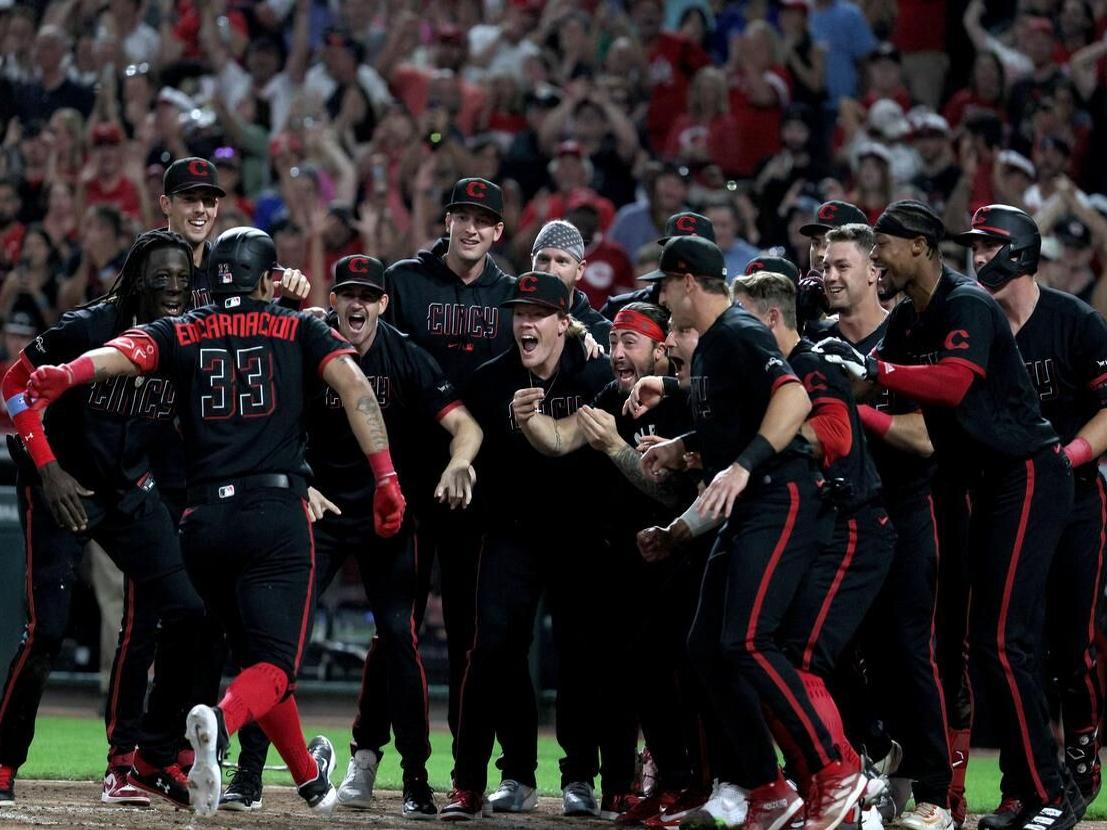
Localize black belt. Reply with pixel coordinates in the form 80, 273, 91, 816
187, 473, 306, 505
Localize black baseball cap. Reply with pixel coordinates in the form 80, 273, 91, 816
641, 236, 727, 283
744, 255, 801, 283
446, 177, 503, 221
657, 211, 716, 246
332, 255, 386, 293
799, 200, 868, 237
500, 271, 570, 313
163, 157, 226, 197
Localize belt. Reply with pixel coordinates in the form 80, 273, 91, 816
187, 473, 306, 505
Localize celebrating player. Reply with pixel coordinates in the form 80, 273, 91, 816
22, 227, 406, 817
531, 219, 612, 341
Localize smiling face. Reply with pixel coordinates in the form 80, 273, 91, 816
532, 247, 584, 291
331, 285, 387, 351
446, 207, 504, 268
160, 191, 220, 250
870, 232, 916, 294
137, 246, 191, 322
512, 304, 568, 370
609, 328, 664, 392
808, 231, 828, 274
822, 239, 877, 312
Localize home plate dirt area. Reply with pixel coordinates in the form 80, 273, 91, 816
1, 782, 1098, 830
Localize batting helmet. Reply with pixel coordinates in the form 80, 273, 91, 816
950, 204, 1040, 290
210, 227, 278, 295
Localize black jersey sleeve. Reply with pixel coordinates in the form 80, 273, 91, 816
740, 323, 800, 393
1077, 307, 1107, 408
406, 340, 462, 421
935, 290, 994, 376
23, 307, 106, 367
299, 314, 358, 377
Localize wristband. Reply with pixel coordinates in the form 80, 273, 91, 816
677, 497, 725, 538
735, 433, 775, 473
857, 405, 893, 438
1064, 437, 1095, 468
10, 406, 56, 468
662, 376, 680, 398
367, 449, 397, 484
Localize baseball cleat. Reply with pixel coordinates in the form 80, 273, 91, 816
337, 748, 379, 809
679, 781, 750, 830
743, 776, 803, 830
1016, 799, 1077, 830
602, 793, 640, 821
488, 779, 538, 813
897, 803, 954, 830
440, 788, 486, 821
298, 735, 337, 814
978, 798, 1024, 830
804, 760, 867, 830
127, 754, 190, 808
403, 781, 439, 820
564, 781, 600, 816
185, 704, 224, 816
219, 767, 263, 811
102, 764, 151, 806
647, 784, 711, 827
617, 789, 679, 825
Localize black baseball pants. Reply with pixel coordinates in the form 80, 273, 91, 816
0, 483, 204, 770
969, 446, 1073, 805
686, 467, 833, 789
235, 511, 431, 785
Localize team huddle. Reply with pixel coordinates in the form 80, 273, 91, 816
0, 158, 1103, 830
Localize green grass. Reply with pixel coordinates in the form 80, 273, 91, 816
17, 716, 1107, 818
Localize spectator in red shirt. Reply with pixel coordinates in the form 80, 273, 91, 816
566, 202, 636, 310
861, 43, 912, 112
892, 0, 948, 109
80, 123, 142, 221
632, 0, 711, 153
0, 179, 25, 276
726, 21, 792, 178
943, 51, 1007, 129
663, 66, 742, 176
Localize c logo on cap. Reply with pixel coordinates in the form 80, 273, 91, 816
818, 203, 838, 221
188, 159, 209, 177
349, 257, 369, 273
675, 215, 697, 233
746, 260, 764, 275
466, 180, 488, 200
519, 275, 539, 293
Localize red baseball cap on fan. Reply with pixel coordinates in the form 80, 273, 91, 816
799, 200, 868, 237
162, 157, 226, 197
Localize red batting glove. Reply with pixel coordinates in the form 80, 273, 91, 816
373, 475, 406, 538
26, 358, 94, 409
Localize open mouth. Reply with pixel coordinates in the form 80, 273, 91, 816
825, 284, 845, 299
520, 334, 539, 354
161, 300, 183, 315
670, 355, 685, 373
614, 365, 637, 383
188, 218, 208, 233
347, 310, 367, 334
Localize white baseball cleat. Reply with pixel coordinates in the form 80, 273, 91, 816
185, 704, 223, 817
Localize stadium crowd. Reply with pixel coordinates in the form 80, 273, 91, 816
1, 3, 1107, 830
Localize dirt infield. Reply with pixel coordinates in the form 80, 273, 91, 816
1, 782, 1104, 830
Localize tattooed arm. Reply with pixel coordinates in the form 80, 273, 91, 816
324, 355, 392, 455
577, 406, 683, 507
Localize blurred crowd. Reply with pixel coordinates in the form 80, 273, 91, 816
1, 0, 1107, 382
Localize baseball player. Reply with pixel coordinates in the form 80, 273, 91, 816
795, 201, 871, 334
23, 227, 407, 817
440, 272, 614, 821
815, 200, 1078, 830
600, 213, 717, 320
638, 236, 863, 830
951, 205, 1107, 821
812, 223, 952, 830
531, 219, 613, 342
0, 231, 206, 807
224, 255, 482, 819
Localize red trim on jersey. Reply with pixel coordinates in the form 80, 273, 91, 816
997, 458, 1049, 802
771, 374, 800, 392
317, 348, 357, 379
801, 518, 858, 670
106, 578, 136, 745
806, 397, 852, 468
877, 359, 975, 407
0, 489, 36, 725
435, 400, 464, 422
745, 481, 834, 768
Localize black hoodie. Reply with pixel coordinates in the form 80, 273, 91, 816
384, 239, 517, 384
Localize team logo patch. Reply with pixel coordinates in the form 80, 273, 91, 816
818, 203, 838, 221
218, 484, 236, 499
466, 180, 487, 200
225, 296, 241, 308
675, 215, 697, 233
519, 275, 539, 292
188, 159, 210, 177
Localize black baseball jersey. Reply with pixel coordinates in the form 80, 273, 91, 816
20, 302, 175, 499
876, 268, 1058, 471
140, 296, 355, 485
306, 316, 461, 512
464, 337, 613, 521
190, 241, 214, 308
385, 241, 516, 385
688, 305, 809, 480
817, 316, 935, 501
592, 378, 694, 538
1015, 286, 1107, 478
789, 339, 882, 510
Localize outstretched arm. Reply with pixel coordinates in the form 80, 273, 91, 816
435, 406, 483, 509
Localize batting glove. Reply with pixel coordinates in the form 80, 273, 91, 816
812, 337, 879, 382
26, 358, 94, 409
373, 475, 406, 538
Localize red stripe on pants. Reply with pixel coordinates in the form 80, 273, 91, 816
801, 519, 858, 671
105, 577, 136, 744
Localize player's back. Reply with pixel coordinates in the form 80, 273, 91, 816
143, 296, 354, 486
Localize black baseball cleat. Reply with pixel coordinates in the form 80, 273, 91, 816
127, 752, 190, 808
219, 767, 263, 811
402, 780, 438, 820
1017, 797, 1077, 830
298, 735, 337, 814
0, 764, 15, 805
978, 798, 1024, 830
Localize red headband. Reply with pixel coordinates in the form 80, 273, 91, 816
613, 309, 666, 343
